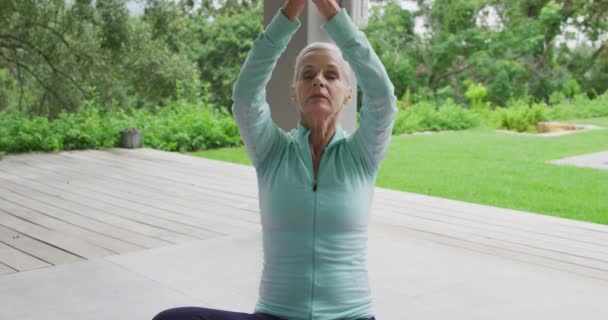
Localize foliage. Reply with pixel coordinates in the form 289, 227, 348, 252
365, 0, 607, 107
189, 1, 263, 109
546, 93, 608, 120
494, 100, 549, 132
465, 81, 491, 110
0, 0, 200, 116
1, 0, 607, 155
0, 93, 241, 154
392, 93, 607, 135
393, 99, 479, 134
138, 98, 241, 152
140, 0, 263, 109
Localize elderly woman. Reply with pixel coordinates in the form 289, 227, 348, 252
153, 0, 396, 319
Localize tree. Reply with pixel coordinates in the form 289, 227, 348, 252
0, 0, 200, 115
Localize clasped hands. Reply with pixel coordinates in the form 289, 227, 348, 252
283, 0, 341, 22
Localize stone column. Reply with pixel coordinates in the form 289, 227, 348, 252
263, 1, 358, 134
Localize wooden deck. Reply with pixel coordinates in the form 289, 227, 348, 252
0, 148, 607, 282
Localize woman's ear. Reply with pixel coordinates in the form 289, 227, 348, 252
291, 86, 297, 104
345, 87, 353, 104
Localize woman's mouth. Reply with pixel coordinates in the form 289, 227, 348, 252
309, 94, 328, 101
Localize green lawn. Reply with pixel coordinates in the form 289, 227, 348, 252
193, 117, 608, 225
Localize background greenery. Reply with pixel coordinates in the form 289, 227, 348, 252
1, 0, 606, 154
1, 0, 606, 116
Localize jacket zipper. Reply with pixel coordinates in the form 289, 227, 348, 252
309, 190, 319, 320
308, 144, 325, 318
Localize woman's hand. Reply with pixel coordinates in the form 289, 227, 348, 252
282, 0, 307, 22
312, 0, 341, 21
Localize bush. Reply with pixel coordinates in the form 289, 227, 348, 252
138, 100, 241, 152
0, 99, 242, 155
465, 82, 491, 111
393, 99, 478, 134
549, 91, 566, 105
494, 99, 548, 132
546, 94, 608, 120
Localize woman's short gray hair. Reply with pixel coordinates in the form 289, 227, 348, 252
292, 42, 353, 87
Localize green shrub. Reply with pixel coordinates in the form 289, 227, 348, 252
465, 82, 491, 111
1, 91, 605, 157
546, 94, 608, 120
549, 91, 566, 105
393, 99, 478, 134
495, 99, 548, 132
439, 100, 480, 129
134, 100, 241, 152
563, 76, 582, 98
0, 98, 242, 155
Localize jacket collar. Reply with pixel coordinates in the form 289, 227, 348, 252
295, 122, 347, 149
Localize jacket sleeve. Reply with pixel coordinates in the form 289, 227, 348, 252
323, 10, 398, 173
231, 10, 300, 169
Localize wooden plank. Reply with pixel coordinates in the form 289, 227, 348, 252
32, 148, 252, 185
370, 220, 608, 282
62, 178, 260, 225
20, 155, 260, 220
375, 187, 608, 234
0, 196, 143, 254
0, 174, 247, 240
0, 181, 177, 248
373, 196, 608, 251
0, 186, 170, 250
0, 224, 82, 266
372, 203, 608, 258
372, 198, 608, 247
23, 155, 261, 222
57, 150, 259, 198
373, 206, 608, 267
0, 163, 214, 239
0, 162, 260, 235
12, 152, 259, 212
0, 210, 114, 260
0, 262, 16, 275
0, 241, 50, 272
105, 148, 255, 178
372, 210, 608, 271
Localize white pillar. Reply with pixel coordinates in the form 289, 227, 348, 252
263, 1, 357, 134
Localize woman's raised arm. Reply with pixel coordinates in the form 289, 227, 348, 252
314, 0, 398, 173
231, 1, 304, 169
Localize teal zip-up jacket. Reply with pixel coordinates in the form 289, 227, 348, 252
232, 8, 397, 320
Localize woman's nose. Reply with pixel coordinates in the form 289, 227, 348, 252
312, 77, 325, 87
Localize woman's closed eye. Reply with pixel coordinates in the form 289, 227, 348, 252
301, 72, 338, 81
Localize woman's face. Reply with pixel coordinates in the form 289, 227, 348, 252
292, 48, 352, 121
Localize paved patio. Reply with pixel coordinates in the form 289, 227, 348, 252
1, 148, 607, 319
550, 151, 608, 170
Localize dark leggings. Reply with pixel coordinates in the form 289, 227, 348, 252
152, 307, 376, 320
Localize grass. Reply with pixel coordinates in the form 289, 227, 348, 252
192, 147, 252, 166
193, 117, 608, 225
